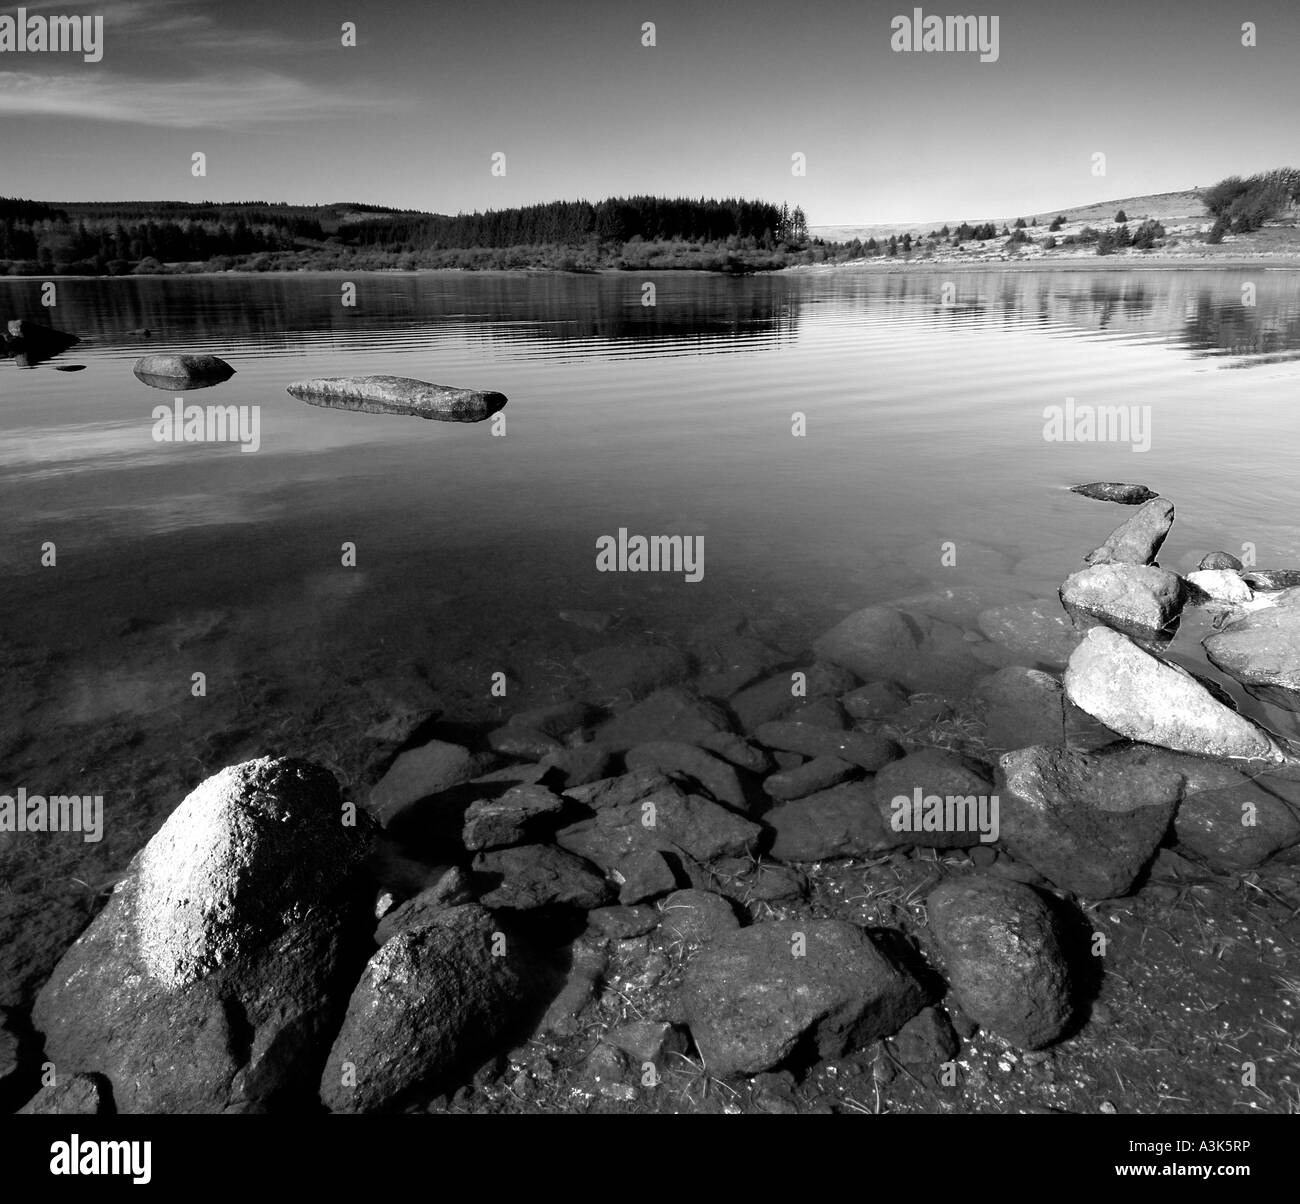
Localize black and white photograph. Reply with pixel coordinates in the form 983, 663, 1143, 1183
0, 0, 1296, 1178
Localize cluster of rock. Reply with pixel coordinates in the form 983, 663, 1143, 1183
13, 484, 1300, 1113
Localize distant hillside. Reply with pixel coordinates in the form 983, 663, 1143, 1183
811, 189, 1209, 243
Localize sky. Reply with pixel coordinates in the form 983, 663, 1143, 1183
0, 0, 1296, 224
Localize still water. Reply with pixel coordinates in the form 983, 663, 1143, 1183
1, 267, 1299, 992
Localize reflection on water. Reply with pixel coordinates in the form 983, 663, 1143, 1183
2, 266, 1300, 950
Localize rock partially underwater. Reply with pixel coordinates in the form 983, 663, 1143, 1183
3, 319, 80, 367
133, 353, 236, 390
287, 375, 507, 423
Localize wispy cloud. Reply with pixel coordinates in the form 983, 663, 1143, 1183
0, 68, 381, 127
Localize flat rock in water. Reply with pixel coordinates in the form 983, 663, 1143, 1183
319, 905, 536, 1112
977, 599, 1082, 667
1083, 497, 1175, 566
1204, 588, 1300, 703
590, 686, 727, 750
763, 755, 857, 801
812, 607, 984, 695
287, 375, 506, 422
1065, 627, 1289, 765
1070, 482, 1158, 505
682, 920, 927, 1077
752, 721, 903, 772
132, 353, 235, 389
624, 741, 748, 810
926, 876, 1074, 1051
575, 645, 693, 703
997, 744, 1183, 897
556, 783, 762, 870
367, 739, 494, 827
1059, 563, 1186, 642
33, 758, 377, 1113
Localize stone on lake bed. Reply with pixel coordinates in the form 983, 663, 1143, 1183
132, 353, 235, 389
977, 599, 1082, 667
1069, 482, 1158, 505
287, 375, 506, 422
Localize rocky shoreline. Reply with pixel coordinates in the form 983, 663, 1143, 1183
6, 485, 1300, 1115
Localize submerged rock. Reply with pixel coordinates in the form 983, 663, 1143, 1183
1059, 563, 1185, 642
682, 920, 927, 1077
766, 782, 900, 862
812, 606, 984, 695
926, 876, 1074, 1050
753, 720, 902, 772
287, 375, 506, 422
977, 599, 1082, 667
575, 646, 694, 704
1064, 628, 1289, 764
1070, 482, 1158, 505
590, 686, 726, 750
1204, 588, 1300, 705
33, 758, 377, 1113
132, 353, 235, 390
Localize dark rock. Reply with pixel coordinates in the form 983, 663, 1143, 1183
658, 889, 741, 943
603, 1020, 690, 1068
591, 687, 728, 750
4, 319, 79, 366
976, 667, 1069, 750
538, 743, 615, 788
507, 699, 596, 738
1070, 482, 1158, 505
1084, 497, 1175, 566
697, 730, 774, 774
767, 782, 901, 862
1240, 569, 1300, 592
997, 744, 1183, 897
575, 645, 693, 702
556, 784, 762, 870
1199, 551, 1244, 571
288, 375, 506, 422
587, 905, 660, 939
785, 696, 849, 730
473, 844, 610, 910
133, 353, 235, 390
812, 607, 984, 695
753, 721, 903, 771
374, 868, 475, 943
682, 920, 927, 1077
613, 848, 679, 904
841, 680, 909, 721
462, 784, 566, 851
892, 1006, 960, 1065
33, 758, 376, 1113
926, 876, 1074, 1050
872, 750, 997, 849
320, 905, 534, 1112
727, 663, 858, 732
367, 739, 496, 827
564, 768, 673, 811
710, 858, 808, 903
625, 741, 748, 810
486, 726, 564, 760
19, 1072, 112, 1115
1065, 626, 1289, 764
763, 755, 857, 802
1060, 563, 1185, 641
536, 939, 607, 1037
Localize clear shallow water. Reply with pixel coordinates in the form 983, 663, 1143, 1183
2, 267, 1300, 887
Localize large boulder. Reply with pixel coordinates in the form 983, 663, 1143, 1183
682, 920, 927, 1077
926, 876, 1074, 1050
1059, 563, 1186, 642
997, 745, 1183, 896
319, 905, 536, 1112
32, 758, 376, 1113
1083, 496, 1175, 565
1064, 627, 1290, 765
